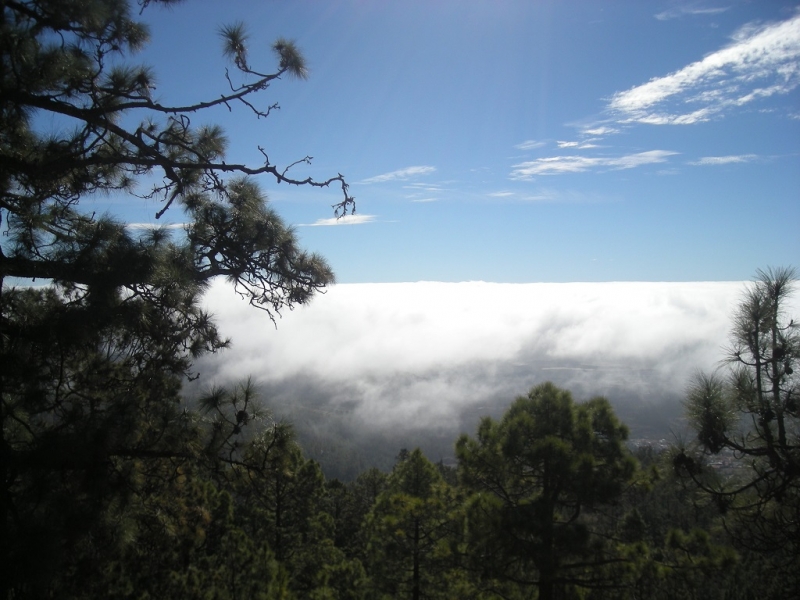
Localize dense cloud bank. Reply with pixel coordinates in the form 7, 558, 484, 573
192, 280, 793, 461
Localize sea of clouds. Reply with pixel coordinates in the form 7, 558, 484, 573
193, 280, 799, 441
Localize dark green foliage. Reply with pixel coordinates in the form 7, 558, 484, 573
60, 468, 292, 600
456, 382, 638, 600
1, 0, 352, 596
2, 282, 205, 597
326, 468, 389, 559
610, 447, 739, 600
364, 449, 463, 600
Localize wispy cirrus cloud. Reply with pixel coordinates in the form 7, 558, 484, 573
359, 165, 436, 184
403, 182, 444, 193
655, 6, 730, 21
515, 139, 546, 150
487, 189, 612, 203
404, 181, 444, 203
581, 126, 620, 136
557, 140, 599, 150
691, 154, 757, 165
520, 188, 617, 204
510, 150, 678, 178
126, 222, 186, 230
300, 214, 377, 227
609, 12, 800, 124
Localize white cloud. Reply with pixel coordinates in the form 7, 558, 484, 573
519, 188, 617, 204
656, 6, 730, 21
403, 183, 443, 192
610, 13, 800, 123
403, 182, 444, 203
521, 192, 558, 202
691, 154, 757, 165
196, 281, 794, 429
510, 150, 677, 178
557, 140, 599, 149
300, 214, 377, 226
515, 139, 546, 150
512, 156, 599, 177
613, 150, 680, 168
126, 222, 186, 230
359, 166, 436, 184
582, 126, 620, 136
488, 191, 515, 197
628, 107, 716, 125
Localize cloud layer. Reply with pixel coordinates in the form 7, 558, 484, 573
195, 280, 798, 433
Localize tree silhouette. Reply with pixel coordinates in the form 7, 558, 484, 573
0, 1, 351, 595
679, 267, 799, 590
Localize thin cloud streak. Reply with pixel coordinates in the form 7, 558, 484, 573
691, 154, 757, 165
126, 222, 186, 230
300, 214, 377, 226
582, 126, 620, 136
359, 166, 436, 184
519, 188, 615, 204
655, 6, 730, 21
404, 183, 443, 192
609, 13, 800, 123
558, 141, 599, 149
515, 140, 546, 150
510, 150, 677, 178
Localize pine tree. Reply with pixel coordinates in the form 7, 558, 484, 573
679, 267, 799, 594
456, 383, 638, 600
0, 1, 352, 596
365, 449, 461, 600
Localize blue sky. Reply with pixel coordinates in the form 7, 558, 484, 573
120, 0, 800, 283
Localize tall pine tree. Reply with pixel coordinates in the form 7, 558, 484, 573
456, 383, 638, 600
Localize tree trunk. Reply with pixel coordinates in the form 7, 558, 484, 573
412, 517, 421, 600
